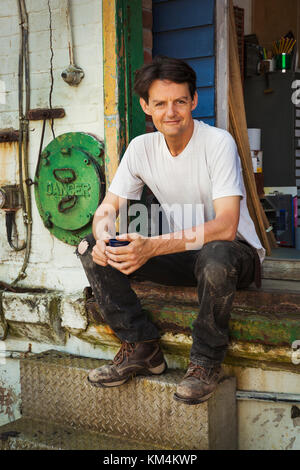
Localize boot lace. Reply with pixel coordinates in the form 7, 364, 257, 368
113, 342, 136, 365
185, 362, 216, 381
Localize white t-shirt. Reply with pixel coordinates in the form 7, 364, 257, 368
109, 120, 265, 263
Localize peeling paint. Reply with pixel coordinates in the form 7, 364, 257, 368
252, 413, 261, 424
0, 379, 20, 424
271, 408, 285, 424
285, 437, 296, 450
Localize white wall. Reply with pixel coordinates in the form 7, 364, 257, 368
233, 0, 252, 35
0, 0, 103, 292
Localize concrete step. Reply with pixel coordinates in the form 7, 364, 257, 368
15, 350, 237, 450
0, 417, 164, 450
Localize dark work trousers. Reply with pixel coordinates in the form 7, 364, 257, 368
77, 234, 257, 368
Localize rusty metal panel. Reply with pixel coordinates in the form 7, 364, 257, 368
19, 350, 237, 450
26, 108, 65, 120
0, 129, 19, 143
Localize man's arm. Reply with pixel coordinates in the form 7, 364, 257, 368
105, 195, 241, 274
150, 195, 241, 256
91, 191, 127, 266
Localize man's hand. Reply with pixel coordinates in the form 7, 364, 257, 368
92, 231, 112, 266
105, 233, 154, 275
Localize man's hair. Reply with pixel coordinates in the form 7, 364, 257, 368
134, 56, 197, 103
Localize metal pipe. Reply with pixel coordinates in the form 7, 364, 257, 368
16, 0, 33, 282
236, 390, 300, 404
66, 0, 74, 65
10, 0, 32, 282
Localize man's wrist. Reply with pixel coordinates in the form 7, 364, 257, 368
147, 233, 187, 257
146, 236, 159, 258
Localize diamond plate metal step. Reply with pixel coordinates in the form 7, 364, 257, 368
0, 417, 164, 450
16, 350, 237, 450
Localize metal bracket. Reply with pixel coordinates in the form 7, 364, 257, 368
26, 108, 65, 120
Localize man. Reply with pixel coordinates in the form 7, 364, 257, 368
77, 56, 265, 405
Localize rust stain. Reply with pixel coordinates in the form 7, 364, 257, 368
0, 142, 18, 183
0, 386, 17, 421
94, 324, 115, 336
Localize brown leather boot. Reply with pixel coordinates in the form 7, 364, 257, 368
87, 339, 167, 388
174, 362, 224, 405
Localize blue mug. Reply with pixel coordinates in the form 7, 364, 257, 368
108, 238, 130, 247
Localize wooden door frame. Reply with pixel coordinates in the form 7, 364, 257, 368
216, 0, 229, 130
102, 0, 145, 188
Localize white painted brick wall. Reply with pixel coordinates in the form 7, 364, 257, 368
0, 0, 104, 292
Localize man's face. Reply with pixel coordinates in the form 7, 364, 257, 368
140, 80, 198, 139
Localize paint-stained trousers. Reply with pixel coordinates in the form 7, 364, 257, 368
77, 234, 258, 368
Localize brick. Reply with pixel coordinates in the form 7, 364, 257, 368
51, 9, 68, 36
0, 110, 18, 128
0, 17, 13, 37
29, 51, 51, 73
0, 1, 18, 17
0, 35, 19, 56
60, 104, 99, 125
25, 0, 48, 13
143, 28, 153, 51
71, 24, 98, 48
3, 292, 52, 323
142, 9, 152, 30
2, 293, 65, 345
0, 55, 18, 75
1, 90, 18, 113
1, 74, 18, 93
142, 0, 152, 11
29, 87, 51, 110
75, 44, 102, 69
28, 31, 50, 54
28, 11, 50, 32
144, 49, 152, 64
61, 294, 88, 332
71, 2, 101, 27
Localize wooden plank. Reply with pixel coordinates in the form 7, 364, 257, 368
153, 26, 215, 59
192, 87, 215, 119
262, 258, 300, 281
102, 0, 121, 187
228, 0, 276, 255
216, 0, 229, 130
153, 0, 214, 32
186, 57, 215, 88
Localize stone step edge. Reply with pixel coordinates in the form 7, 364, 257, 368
85, 295, 300, 349
0, 417, 167, 450
75, 324, 298, 370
